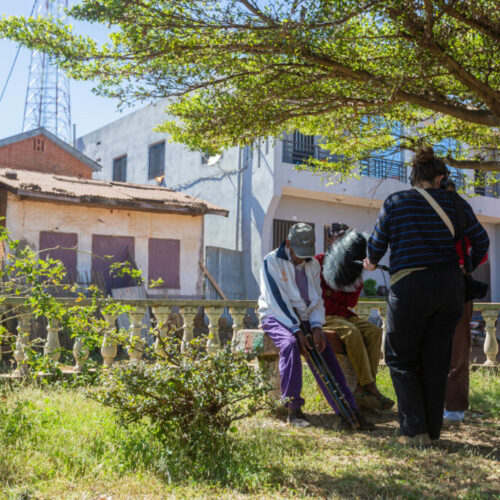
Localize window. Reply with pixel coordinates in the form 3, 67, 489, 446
148, 141, 165, 180
148, 238, 180, 288
112, 155, 127, 182
272, 219, 315, 249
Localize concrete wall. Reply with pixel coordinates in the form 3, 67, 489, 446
0, 133, 93, 178
5, 192, 204, 297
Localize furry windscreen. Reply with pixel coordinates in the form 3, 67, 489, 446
323, 230, 367, 290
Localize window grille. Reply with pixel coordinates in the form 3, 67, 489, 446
148, 141, 165, 179
112, 155, 127, 182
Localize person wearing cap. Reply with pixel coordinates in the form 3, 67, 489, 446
316, 223, 394, 411
258, 222, 374, 429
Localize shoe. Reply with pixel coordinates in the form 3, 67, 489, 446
377, 394, 395, 410
354, 410, 376, 430
443, 410, 465, 424
354, 391, 381, 410
396, 433, 431, 448
288, 408, 311, 427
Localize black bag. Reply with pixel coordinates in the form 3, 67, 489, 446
452, 193, 488, 302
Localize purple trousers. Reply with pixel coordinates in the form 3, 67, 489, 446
262, 316, 357, 413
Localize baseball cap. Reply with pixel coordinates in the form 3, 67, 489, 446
288, 223, 316, 258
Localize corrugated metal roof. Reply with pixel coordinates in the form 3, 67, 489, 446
0, 168, 228, 217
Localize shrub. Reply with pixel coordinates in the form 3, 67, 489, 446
363, 278, 378, 296
91, 336, 271, 463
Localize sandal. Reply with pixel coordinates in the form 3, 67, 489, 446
377, 394, 395, 410
354, 391, 381, 410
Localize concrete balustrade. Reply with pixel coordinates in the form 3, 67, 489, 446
0, 298, 496, 378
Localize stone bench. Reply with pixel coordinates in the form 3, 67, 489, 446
233, 329, 358, 402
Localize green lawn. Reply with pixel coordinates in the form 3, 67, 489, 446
1, 367, 499, 499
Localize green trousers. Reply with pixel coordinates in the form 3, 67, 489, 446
324, 315, 382, 386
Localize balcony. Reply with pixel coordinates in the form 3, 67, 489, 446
282, 139, 339, 165
282, 140, 407, 183
359, 156, 407, 183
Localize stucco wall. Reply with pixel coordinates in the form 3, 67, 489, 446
5, 193, 204, 297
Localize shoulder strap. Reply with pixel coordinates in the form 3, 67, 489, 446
413, 187, 455, 238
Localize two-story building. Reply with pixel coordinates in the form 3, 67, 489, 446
78, 100, 500, 301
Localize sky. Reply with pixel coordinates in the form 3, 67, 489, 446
0, 0, 140, 141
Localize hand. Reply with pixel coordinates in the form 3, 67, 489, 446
363, 258, 376, 271
312, 327, 326, 353
296, 330, 313, 355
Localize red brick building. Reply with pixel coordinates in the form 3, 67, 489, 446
0, 128, 100, 179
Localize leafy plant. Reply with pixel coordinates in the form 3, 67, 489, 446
363, 278, 378, 297
91, 336, 272, 460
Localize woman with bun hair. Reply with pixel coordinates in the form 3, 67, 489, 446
364, 147, 489, 447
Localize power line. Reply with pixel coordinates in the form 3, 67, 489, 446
0, 0, 38, 105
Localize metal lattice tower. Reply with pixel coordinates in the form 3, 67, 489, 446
22, 0, 71, 143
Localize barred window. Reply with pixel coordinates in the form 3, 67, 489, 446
148, 141, 165, 179
112, 155, 127, 182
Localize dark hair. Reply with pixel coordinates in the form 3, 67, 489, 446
327, 222, 349, 239
409, 146, 449, 186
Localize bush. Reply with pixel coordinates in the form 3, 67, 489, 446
363, 278, 378, 296
91, 336, 271, 467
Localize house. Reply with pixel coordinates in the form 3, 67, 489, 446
0, 128, 101, 179
78, 100, 500, 301
0, 168, 227, 298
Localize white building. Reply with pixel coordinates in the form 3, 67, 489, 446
78, 101, 500, 301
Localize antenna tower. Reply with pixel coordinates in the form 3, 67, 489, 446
22, 0, 71, 143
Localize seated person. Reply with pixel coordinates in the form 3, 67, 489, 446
258, 222, 374, 429
315, 223, 394, 410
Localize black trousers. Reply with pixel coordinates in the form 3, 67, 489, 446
385, 264, 464, 439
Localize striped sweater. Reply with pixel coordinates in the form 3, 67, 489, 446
367, 189, 489, 274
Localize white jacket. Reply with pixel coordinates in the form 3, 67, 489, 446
258, 242, 325, 333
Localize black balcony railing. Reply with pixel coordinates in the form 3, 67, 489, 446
282, 140, 407, 183
359, 156, 407, 183
282, 139, 339, 165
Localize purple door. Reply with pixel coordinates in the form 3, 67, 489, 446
91, 235, 135, 292
148, 238, 180, 288
39, 231, 77, 282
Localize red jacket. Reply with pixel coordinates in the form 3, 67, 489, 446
455, 237, 488, 267
315, 253, 362, 318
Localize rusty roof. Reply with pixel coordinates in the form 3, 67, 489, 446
0, 168, 228, 217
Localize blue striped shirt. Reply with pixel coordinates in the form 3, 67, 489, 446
367, 189, 489, 274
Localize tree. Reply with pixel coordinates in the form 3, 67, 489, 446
1, 1, 499, 175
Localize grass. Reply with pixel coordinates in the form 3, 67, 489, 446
0, 367, 499, 499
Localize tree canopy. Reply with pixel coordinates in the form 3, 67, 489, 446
1, 0, 499, 174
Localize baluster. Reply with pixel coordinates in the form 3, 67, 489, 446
73, 337, 89, 372
13, 308, 31, 376
128, 306, 146, 362
206, 306, 224, 353
101, 313, 117, 367
180, 305, 197, 352
378, 304, 388, 361
152, 305, 171, 359
482, 308, 499, 366
229, 305, 247, 346
44, 319, 61, 362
